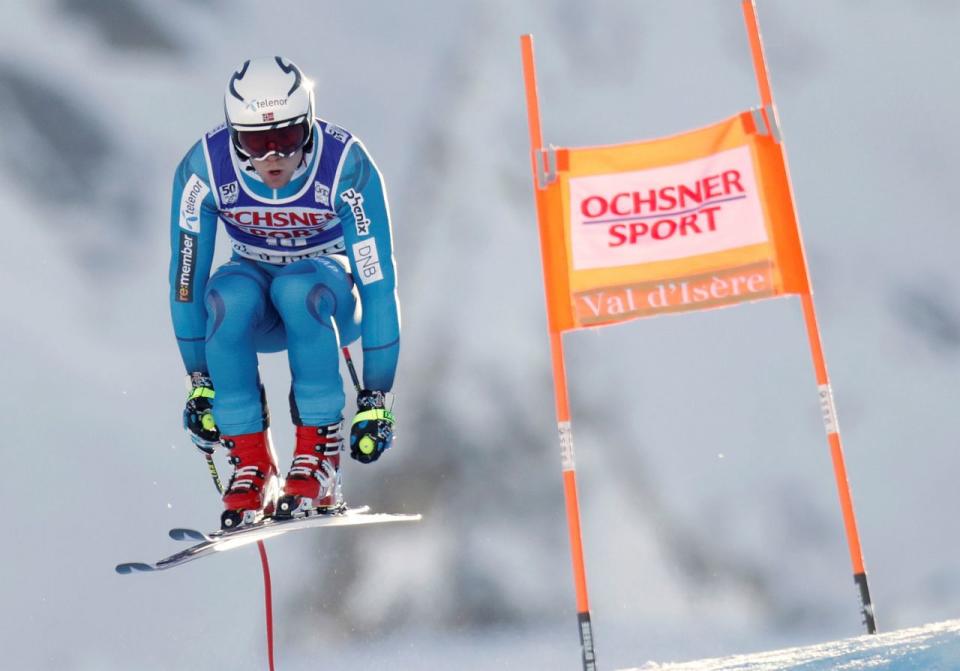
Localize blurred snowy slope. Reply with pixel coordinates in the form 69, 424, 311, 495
626, 619, 960, 671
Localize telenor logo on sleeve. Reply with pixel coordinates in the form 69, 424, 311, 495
352, 239, 383, 285
179, 174, 210, 233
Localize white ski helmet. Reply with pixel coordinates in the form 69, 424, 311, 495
224, 56, 315, 158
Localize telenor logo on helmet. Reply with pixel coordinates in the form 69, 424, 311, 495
244, 98, 289, 112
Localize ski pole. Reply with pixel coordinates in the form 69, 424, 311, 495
342, 345, 361, 392
203, 452, 225, 495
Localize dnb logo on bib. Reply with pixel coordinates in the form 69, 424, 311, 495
219, 181, 239, 205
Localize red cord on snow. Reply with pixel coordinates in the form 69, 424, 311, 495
257, 540, 276, 671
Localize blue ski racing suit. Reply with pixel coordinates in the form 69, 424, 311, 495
168, 119, 399, 436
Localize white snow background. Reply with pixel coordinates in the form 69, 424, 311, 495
0, 1, 958, 669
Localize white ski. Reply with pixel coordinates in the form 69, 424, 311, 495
116, 506, 421, 574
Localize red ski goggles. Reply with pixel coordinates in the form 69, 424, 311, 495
236, 123, 309, 160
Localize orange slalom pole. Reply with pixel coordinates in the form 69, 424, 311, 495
521, 34, 597, 670
741, 0, 876, 634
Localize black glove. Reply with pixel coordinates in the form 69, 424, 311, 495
349, 390, 395, 464
183, 372, 220, 453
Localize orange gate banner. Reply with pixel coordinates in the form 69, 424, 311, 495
539, 110, 809, 332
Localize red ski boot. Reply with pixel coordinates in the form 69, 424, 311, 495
276, 422, 344, 518
220, 430, 280, 530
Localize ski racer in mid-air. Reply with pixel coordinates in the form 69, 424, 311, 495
168, 56, 399, 530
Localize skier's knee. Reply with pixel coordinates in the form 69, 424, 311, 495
207, 269, 268, 312
205, 273, 268, 340
271, 272, 339, 322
